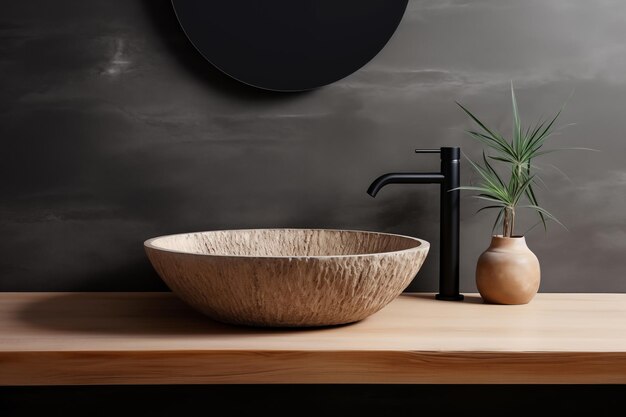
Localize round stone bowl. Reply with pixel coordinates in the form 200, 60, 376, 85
144, 229, 429, 327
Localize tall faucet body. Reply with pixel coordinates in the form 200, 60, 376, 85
367, 147, 464, 301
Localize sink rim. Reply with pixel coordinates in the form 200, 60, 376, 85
144, 228, 429, 260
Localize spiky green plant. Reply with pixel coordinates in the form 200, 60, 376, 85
456, 83, 573, 237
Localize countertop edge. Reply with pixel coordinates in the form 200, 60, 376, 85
2, 349, 626, 385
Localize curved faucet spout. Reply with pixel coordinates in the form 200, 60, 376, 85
367, 173, 445, 197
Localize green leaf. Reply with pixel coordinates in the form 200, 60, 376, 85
467, 131, 511, 154
511, 82, 523, 157
457, 102, 515, 155
482, 152, 506, 187
525, 181, 547, 231
456, 102, 499, 138
488, 155, 516, 163
476, 205, 506, 214
492, 208, 505, 234
523, 109, 562, 158
533, 147, 599, 157
473, 195, 508, 205
463, 154, 512, 204
520, 204, 568, 231
511, 174, 536, 205
524, 120, 546, 149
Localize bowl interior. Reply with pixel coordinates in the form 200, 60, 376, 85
146, 229, 424, 258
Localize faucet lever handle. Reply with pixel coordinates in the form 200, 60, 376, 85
414, 149, 441, 154
416, 147, 461, 161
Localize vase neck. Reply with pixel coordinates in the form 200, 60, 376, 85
489, 235, 528, 251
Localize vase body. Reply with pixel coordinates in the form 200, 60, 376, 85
476, 236, 540, 305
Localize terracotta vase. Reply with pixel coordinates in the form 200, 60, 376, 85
476, 235, 540, 305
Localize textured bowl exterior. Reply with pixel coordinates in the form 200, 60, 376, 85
145, 229, 429, 327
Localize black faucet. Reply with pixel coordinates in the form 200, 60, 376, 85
367, 147, 464, 301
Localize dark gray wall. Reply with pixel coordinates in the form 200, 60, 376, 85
1, 0, 624, 292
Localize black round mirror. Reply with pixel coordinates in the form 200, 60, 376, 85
172, 0, 408, 92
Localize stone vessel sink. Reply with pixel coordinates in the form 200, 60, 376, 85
144, 229, 429, 327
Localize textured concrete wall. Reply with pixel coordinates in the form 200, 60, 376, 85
1, 0, 624, 292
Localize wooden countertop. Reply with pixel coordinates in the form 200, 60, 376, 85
1, 292, 625, 385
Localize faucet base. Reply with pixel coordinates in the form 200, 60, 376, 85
436, 293, 465, 301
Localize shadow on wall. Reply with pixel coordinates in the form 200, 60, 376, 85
140, 0, 313, 100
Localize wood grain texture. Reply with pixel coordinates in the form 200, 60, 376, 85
1, 292, 626, 385
2, 351, 625, 385
144, 229, 429, 327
